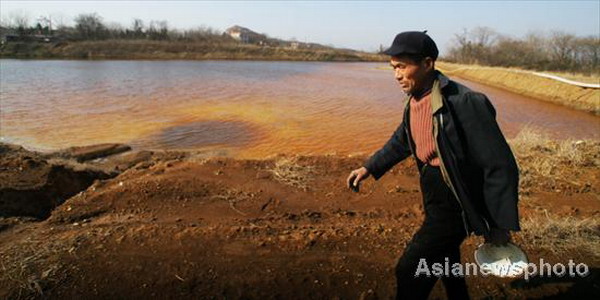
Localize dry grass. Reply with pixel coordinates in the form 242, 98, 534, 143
512, 128, 600, 258
209, 188, 256, 216
0, 234, 76, 299
265, 155, 316, 191
436, 61, 600, 114
521, 210, 600, 258
508, 126, 599, 195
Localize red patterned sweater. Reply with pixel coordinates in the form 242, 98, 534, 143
409, 89, 440, 166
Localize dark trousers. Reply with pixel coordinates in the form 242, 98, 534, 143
395, 164, 470, 300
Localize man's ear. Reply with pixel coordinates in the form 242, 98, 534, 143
422, 57, 434, 72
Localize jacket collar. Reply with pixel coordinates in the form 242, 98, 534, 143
431, 69, 447, 115
435, 69, 450, 89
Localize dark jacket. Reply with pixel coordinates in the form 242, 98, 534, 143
362, 69, 521, 237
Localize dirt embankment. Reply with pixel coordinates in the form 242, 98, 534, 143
1, 133, 599, 299
0, 40, 387, 62
435, 61, 600, 115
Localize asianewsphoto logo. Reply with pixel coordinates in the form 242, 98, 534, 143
414, 257, 590, 280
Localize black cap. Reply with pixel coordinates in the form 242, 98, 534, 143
382, 30, 439, 60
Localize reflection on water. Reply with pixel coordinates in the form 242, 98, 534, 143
1, 59, 598, 159
149, 120, 264, 149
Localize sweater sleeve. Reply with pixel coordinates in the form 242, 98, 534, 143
362, 120, 412, 180
455, 91, 521, 231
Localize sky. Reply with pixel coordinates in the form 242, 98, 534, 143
1, 1, 599, 54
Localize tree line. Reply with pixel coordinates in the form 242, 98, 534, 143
1, 12, 232, 43
445, 26, 599, 75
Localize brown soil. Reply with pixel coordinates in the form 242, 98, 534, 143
1, 142, 598, 299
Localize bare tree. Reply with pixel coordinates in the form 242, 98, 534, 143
132, 18, 144, 39
471, 26, 498, 48
574, 36, 600, 74
106, 22, 125, 39
49, 13, 72, 38
9, 10, 31, 35
0, 14, 10, 28
36, 16, 52, 34
50, 13, 69, 29
74, 13, 107, 40
147, 20, 169, 40
449, 28, 474, 63
549, 31, 576, 69
445, 28, 598, 74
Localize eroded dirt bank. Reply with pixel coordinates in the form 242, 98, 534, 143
1, 140, 599, 299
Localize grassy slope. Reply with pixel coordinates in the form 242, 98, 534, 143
436, 61, 600, 115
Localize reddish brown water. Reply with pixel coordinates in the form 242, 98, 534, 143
1, 60, 598, 159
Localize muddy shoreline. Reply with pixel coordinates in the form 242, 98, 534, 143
1, 140, 599, 299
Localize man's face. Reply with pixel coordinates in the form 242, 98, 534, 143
390, 55, 430, 94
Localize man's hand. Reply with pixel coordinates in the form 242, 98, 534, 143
346, 167, 370, 192
484, 227, 511, 246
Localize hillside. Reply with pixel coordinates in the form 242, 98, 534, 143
0, 25, 386, 62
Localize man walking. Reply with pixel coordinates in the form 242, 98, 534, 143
346, 31, 521, 299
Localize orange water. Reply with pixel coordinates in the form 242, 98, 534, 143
1, 59, 598, 159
